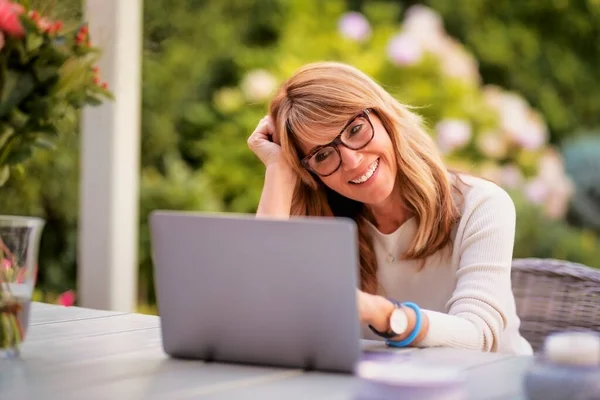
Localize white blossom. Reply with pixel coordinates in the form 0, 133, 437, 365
436, 119, 472, 153
241, 69, 277, 103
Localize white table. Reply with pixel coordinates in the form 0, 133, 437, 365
0, 302, 533, 399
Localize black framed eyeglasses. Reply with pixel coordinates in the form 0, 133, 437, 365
300, 109, 375, 177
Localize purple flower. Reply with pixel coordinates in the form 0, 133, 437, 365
338, 12, 371, 41
387, 32, 423, 66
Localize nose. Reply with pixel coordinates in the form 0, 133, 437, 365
339, 146, 363, 171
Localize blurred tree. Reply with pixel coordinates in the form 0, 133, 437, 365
137, 0, 286, 304
141, 0, 285, 172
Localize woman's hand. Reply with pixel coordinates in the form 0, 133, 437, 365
247, 115, 288, 168
356, 290, 395, 332
251, 115, 297, 218
357, 290, 430, 344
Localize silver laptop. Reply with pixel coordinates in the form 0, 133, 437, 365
149, 210, 362, 373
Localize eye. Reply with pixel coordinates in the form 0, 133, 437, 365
349, 124, 363, 136
315, 149, 332, 163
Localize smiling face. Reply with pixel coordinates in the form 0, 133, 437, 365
297, 110, 398, 206
270, 62, 461, 293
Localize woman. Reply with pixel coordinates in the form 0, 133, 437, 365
247, 61, 533, 355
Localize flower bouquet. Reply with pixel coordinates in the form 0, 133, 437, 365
0, 0, 112, 357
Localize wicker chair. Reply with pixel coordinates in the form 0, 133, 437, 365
511, 258, 600, 352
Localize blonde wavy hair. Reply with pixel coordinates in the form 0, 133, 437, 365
269, 62, 462, 293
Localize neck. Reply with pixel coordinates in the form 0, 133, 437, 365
366, 185, 410, 234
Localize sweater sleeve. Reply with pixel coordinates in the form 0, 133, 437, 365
417, 183, 517, 352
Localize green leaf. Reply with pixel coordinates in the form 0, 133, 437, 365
0, 165, 9, 187
38, 40, 70, 66
37, 124, 60, 137
12, 164, 24, 178
24, 96, 52, 116
84, 94, 104, 106
0, 71, 36, 118
12, 40, 31, 65
33, 64, 59, 83
9, 109, 29, 130
0, 124, 14, 149
19, 15, 40, 36
26, 33, 44, 53
5, 146, 33, 165
32, 136, 56, 150
52, 54, 100, 97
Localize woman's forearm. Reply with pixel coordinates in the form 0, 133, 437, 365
256, 164, 297, 218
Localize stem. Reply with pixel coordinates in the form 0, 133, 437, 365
1, 313, 11, 349
0, 236, 18, 296
0, 234, 25, 350
0, 300, 23, 349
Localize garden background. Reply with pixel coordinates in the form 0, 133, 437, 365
3, 0, 600, 311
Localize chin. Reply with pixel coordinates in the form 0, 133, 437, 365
360, 187, 395, 206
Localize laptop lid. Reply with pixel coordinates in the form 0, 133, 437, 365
149, 210, 361, 373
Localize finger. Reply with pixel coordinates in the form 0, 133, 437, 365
249, 120, 270, 140
267, 119, 280, 144
256, 116, 271, 133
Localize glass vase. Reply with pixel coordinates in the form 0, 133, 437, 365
0, 215, 44, 359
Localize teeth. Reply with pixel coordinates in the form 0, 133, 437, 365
350, 159, 379, 184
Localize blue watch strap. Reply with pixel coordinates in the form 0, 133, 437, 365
386, 302, 422, 348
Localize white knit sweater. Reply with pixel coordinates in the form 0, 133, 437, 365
362, 175, 533, 355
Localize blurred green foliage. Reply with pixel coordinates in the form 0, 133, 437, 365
562, 133, 600, 232
0, 0, 599, 308
400, 0, 600, 143
513, 191, 600, 268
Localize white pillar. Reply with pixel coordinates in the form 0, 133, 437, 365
78, 0, 142, 311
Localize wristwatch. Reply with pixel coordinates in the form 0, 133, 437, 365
368, 301, 409, 339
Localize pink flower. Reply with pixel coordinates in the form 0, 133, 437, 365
401, 6, 481, 84
499, 164, 523, 189
483, 86, 548, 150
57, 290, 76, 307
0, 0, 24, 37
438, 40, 480, 84
435, 119, 472, 153
338, 12, 371, 41
2, 258, 10, 270
38, 17, 52, 31
403, 5, 444, 36
387, 32, 423, 66
402, 5, 445, 55
8, 1, 23, 14
524, 178, 549, 205
535, 149, 574, 219
16, 267, 26, 283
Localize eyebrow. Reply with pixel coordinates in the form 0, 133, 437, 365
305, 114, 359, 154
305, 131, 338, 155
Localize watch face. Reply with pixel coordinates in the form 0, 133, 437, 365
390, 309, 408, 335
